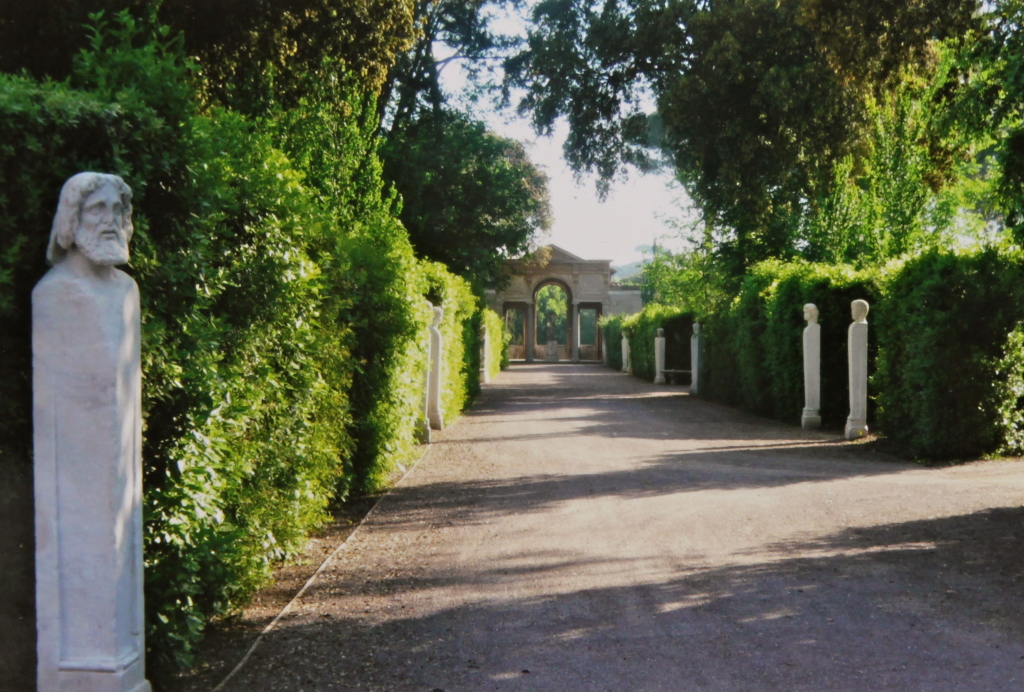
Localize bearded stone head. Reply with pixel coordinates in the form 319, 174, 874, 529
48, 172, 133, 267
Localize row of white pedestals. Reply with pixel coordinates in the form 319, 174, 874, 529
644, 302, 871, 441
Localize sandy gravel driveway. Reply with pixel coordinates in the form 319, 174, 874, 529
217, 363, 1024, 691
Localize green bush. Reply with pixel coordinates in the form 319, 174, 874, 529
0, 14, 486, 675
481, 306, 507, 379
701, 261, 881, 427
875, 248, 1024, 459
600, 314, 627, 370
621, 305, 695, 382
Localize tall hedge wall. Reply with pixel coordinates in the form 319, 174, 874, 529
619, 305, 695, 382
601, 314, 626, 371
481, 307, 507, 378
651, 252, 1024, 461
701, 261, 882, 427
875, 249, 1024, 459
0, 17, 492, 681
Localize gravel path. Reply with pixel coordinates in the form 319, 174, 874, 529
216, 363, 1024, 691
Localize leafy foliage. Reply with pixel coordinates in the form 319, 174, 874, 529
0, 12, 492, 675
620, 305, 695, 382
875, 249, 1024, 459
381, 108, 551, 289
698, 261, 881, 428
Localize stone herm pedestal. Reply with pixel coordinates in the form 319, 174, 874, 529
546, 339, 559, 362
801, 304, 822, 430
427, 306, 445, 431
690, 322, 704, 395
845, 299, 870, 440
479, 323, 490, 384
621, 334, 630, 374
33, 173, 151, 692
654, 328, 666, 384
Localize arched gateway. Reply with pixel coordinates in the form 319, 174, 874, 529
484, 245, 643, 363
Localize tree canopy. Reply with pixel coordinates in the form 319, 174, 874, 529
381, 108, 552, 289
504, 0, 982, 273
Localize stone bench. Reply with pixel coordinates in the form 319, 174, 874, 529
660, 368, 691, 385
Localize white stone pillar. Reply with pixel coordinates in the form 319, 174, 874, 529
33, 173, 151, 692
802, 304, 822, 429
525, 302, 535, 363
845, 300, 870, 439
690, 322, 703, 395
654, 328, 666, 384
479, 322, 490, 384
428, 306, 445, 431
571, 302, 581, 363
621, 334, 630, 374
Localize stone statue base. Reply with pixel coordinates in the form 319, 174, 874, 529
801, 408, 821, 430
546, 340, 559, 361
845, 418, 868, 440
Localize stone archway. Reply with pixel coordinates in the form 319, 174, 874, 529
485, 245, 643, 363
533, 278, 573, 361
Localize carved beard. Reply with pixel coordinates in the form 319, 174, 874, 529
75, 227, 129, 266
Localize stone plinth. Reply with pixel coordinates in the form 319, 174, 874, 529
802, 304, 821, 430
428, 306, 445, 431
33, 172, 150, 692
845, 300, 869, 439
546, 339, 559, 362
654, 328, 666, 384
690, 322, 703, 395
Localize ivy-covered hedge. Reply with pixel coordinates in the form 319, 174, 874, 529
600, 314, 627, 370
875, 248, 1024, 459
481, 306, 507, 379
666, 252, 1024, 461
0, 16, 492, 677
701, 261, 882, 427
619, 305, 695, 382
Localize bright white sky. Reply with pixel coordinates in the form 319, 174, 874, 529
479, 115, 687, 266
436, 11, 692, 267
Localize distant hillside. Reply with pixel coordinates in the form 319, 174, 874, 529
612, 260, 645, 281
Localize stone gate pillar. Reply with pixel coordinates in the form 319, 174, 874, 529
33, 173, 151, 692
845, 300, 870, 439
525, 301, 535, 363
654, 328, 666, 384
571, 302, 581, 362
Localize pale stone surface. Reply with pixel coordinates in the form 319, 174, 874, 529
479, 324, 490, 385
33, 173, 151, 692
571, 302, 581, 363
621, 335, 630, 374
845, 300, 870, 440
546, 340, 559, 362
690, 322, 703, 395
428, 306, 445, 431
654, 328, 666, 384
802, 304, 822, 430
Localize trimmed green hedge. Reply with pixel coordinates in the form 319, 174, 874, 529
481, 306, 507, 379
600, 314, 627, 371
875, 248, 1024, 459
702, 261, 882, 427
620, 305, 696, 382
0, 16, 494, 675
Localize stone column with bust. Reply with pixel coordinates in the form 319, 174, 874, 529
654, 328, 666, 384
525, 302, 535, 362
33, 173, 151, 692
845, 299, 870, 439
427, 306, 445, 431
801, 304, 822, 430
690, 322, 704, 395
571, 302, 581, 363
545, 312, 558, 361
479, 322, 490, 385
